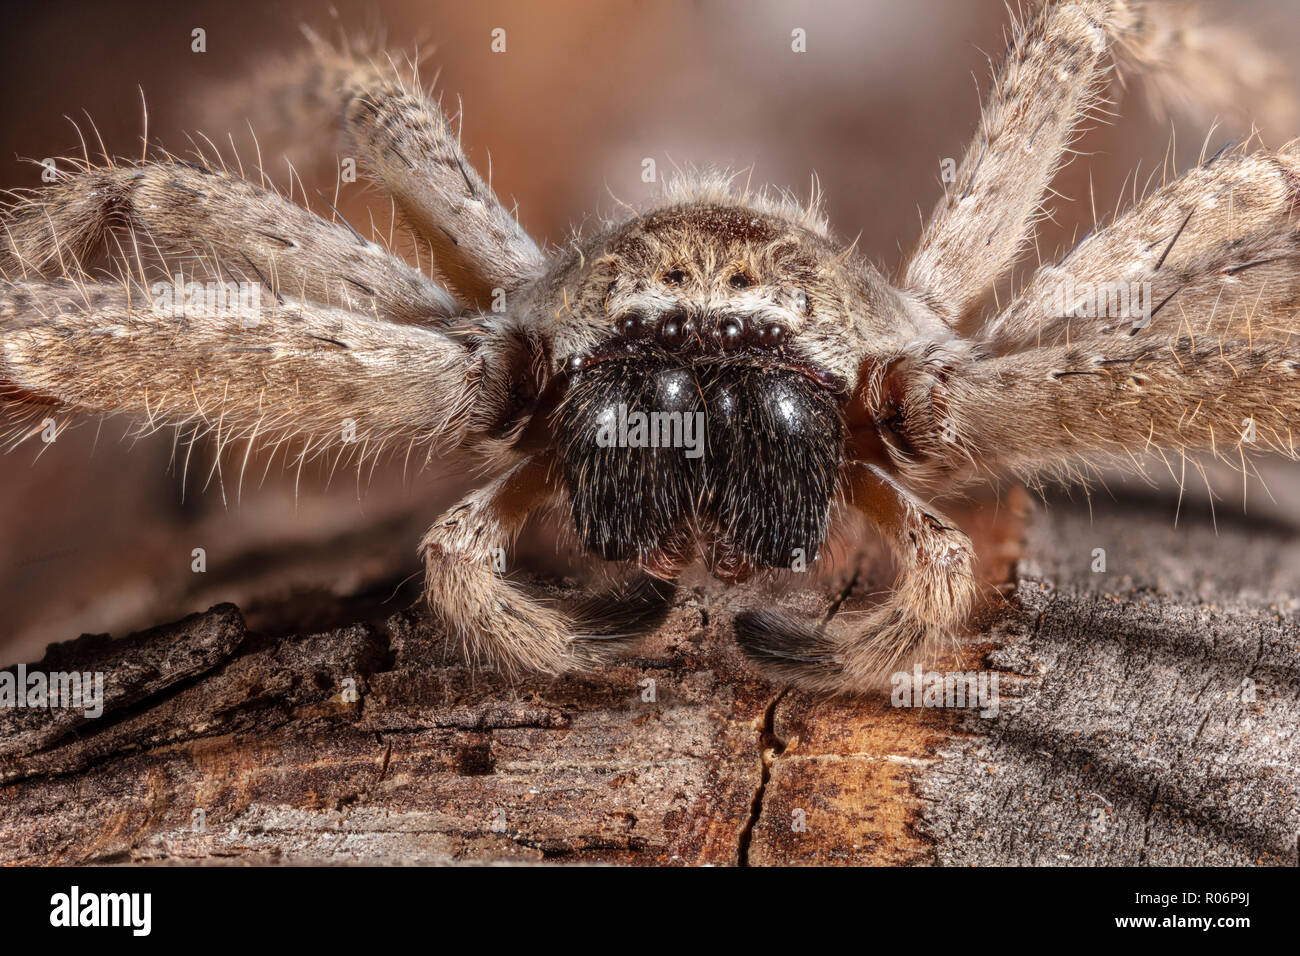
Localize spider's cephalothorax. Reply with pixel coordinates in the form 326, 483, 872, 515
5, 1, 1300, 694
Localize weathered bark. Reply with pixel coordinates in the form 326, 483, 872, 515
2, 486, 1297, 866
920, 490, 1300, 866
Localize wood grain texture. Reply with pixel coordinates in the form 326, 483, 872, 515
2, 486, 1296, 866
919, 493, 1300, 865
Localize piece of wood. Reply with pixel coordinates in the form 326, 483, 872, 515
2, 486, 1297, 865
919, 490, 1300, 865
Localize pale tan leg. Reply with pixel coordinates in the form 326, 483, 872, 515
0, 162, 457, 323
420, 454, 675, 677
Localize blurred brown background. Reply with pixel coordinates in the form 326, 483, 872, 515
2, 0, 1297, 664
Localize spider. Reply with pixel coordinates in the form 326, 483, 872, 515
3, 1, 1299, 696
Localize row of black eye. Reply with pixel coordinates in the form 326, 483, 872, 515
663, 268, 753, 289
615, 311, 787, 351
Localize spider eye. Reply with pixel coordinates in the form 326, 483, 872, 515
719, 316, 746, 350
758, 323, 787, 348
663, 268, 686, 285
658, 311, 690, 348
728, 272, 753, 289
618, 312, 648, 337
